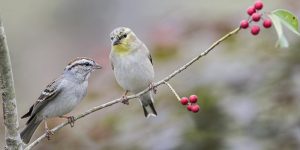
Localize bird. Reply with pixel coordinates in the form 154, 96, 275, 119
20, 57, 101, 144
109, 27, 157, 118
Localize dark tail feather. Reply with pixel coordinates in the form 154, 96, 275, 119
21, 117, 42, 144
142, 102, 157, 118
142, 106, 148, 117
149, 102, 157, 116
140, 92, 157, 118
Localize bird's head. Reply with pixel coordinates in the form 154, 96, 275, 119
64, 57, 101, 80
110, 27, 141, 55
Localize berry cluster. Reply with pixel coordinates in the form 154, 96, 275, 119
180, 95, 200, 113
240, 0, 272, 35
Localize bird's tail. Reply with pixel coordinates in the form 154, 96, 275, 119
140, 92, 157, 118
20, 116, 42, 144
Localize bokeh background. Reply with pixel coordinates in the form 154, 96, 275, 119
1, 0, 300, 149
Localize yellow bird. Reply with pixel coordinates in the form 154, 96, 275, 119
109, 27, 157, 118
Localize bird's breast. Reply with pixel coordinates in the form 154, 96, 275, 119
112, 52, 154, 93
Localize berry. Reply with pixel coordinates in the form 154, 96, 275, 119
189, 95, 198, 103
187, 104, 193, 111
251, 25, 260, 35
251, 13, 261, 22
247, 6, 256, 16
180, 97, 189, 105
263, 19, 272, 28
191, 104, 200, 113
254, 1, 263, 10
240, 20, 249, 29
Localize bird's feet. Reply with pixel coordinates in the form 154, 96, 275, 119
150, 83, 157, 94
45, 129, 54, 140
121, 90, 129, 105
121, 95, 129, 105
60, 116, 76, 127
67, 116, 75, 127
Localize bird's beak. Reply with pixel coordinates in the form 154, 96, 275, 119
112, 37, 121, 46
93, 63, 102, 69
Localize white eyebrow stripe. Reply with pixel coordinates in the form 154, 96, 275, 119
71, 59, 93, 66
65, 58, 94, 70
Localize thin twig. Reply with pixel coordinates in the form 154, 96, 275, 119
24, 27, 241, 150
164, 81, 181, 101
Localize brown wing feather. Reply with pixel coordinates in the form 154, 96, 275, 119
21, 76, 63, 123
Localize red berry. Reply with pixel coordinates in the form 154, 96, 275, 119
191, 104, 200, 113
254, 1, 263, 10
263, 19, 272, 28
189, 95, 198, 103
180, 97, 189, 105
251, 13, 261, 22
187, 104, 193, 111
251, 25, 260, 35
247, 6, 256, 16
240, 20, 249, 29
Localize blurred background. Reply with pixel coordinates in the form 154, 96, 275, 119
0, 0, 300, 149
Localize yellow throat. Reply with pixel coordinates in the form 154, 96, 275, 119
113, 43, 131, 55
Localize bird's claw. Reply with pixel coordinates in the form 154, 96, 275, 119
67, 116, 75, 127
121, 95, 129, 105
150, 83, 157, 94
46, 129, 54, 140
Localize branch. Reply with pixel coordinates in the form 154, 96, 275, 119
0, 18, 23, 150
25, 27, 241, 150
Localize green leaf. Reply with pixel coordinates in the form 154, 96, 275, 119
272, 9, 300, 36
269, 14, 289, 48
268, 9, 300, 48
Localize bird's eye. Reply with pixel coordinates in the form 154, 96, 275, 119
84, 62, 90, 66
123, 34, 127, 38
110, 37, 114, 40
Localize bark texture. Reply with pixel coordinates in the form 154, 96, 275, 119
0, 18, 23, 150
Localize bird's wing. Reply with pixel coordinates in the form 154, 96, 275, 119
111, 60, 114, 70
142, 43, 153, 65
21, 76, 63, 119
148, 54, 153, 65
109, 52, 115, 70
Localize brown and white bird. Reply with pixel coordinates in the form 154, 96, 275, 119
20, 57, 101, 144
